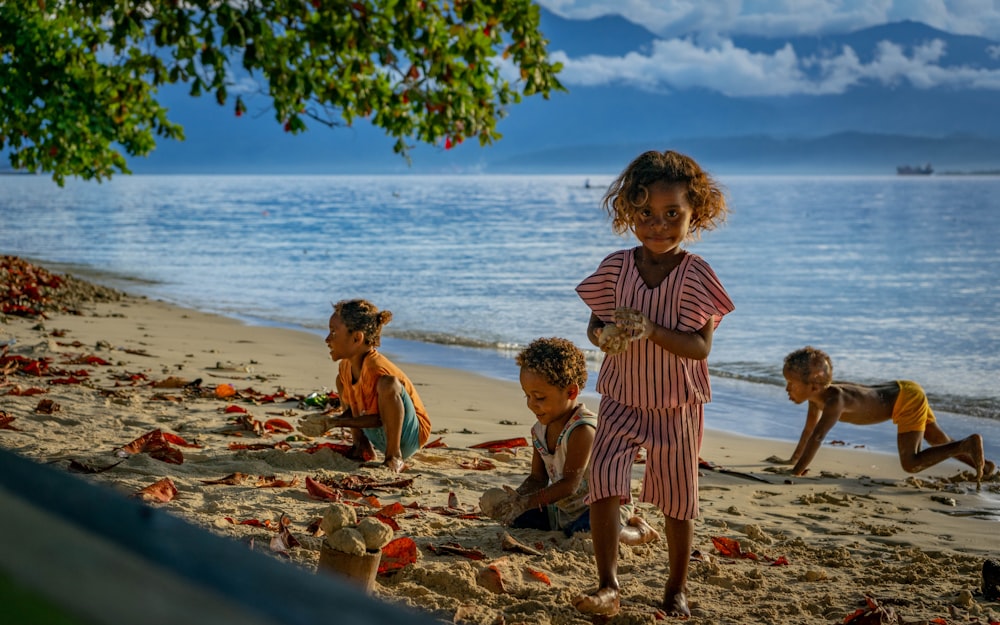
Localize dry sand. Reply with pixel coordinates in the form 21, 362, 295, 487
1, 273, 999, 625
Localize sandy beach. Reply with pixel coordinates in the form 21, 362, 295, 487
1, 260, 998, 625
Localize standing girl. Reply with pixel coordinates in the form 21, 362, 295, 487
574, 150, 734, 618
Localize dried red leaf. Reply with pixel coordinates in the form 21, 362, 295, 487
224, 404, 248, 414
303, 441, 355, 455
424, 436, 447, 448
227, 441, 291, 451
378, 537, 418, 574
475, 564, 506, 594
264, 418, 293, 433
68, 459, 124, 474
133, 477, 178, 503
256, 475, 300, 488
525, 567, 551, 585
5, 386, 47, 396
305, 476, 342, 501
429, 542, 486, 560
162, 431, 201, 448
458, 458, 496, 470
469, 437, 528, 450
225, 517, 272, 528
116, 429, 184, 464
48, 376, 85, 385
201, 472, 252, 485
711, 536, 744, 558
0, 412, 20, 430
34, 398, 60, 414
379, 502, 406, 517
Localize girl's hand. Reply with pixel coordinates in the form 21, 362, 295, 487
597, 324, 631, 355
614, 307, 654, 340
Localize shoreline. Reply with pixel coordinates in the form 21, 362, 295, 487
2, 277, 999, 624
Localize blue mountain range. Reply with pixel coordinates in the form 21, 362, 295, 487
130, 10, 1000, 175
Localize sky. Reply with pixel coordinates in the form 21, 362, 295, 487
533, 0, 1000, 96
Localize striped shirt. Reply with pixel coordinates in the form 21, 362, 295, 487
576, 248, 734, 409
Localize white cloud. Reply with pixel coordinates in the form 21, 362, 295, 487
551, 36, 1000, 96
535, 0, 1000, 40
535, 0, 1000, 95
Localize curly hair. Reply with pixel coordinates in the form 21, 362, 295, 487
515, 337, 588, 391
602, 150, 728, 238
783, 346, 833, 386
333, 299, 391, 347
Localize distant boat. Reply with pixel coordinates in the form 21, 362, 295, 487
897, 163, 933, 175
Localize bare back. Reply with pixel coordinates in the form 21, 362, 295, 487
813, 381, 900, 425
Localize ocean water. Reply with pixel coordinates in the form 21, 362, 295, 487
1, 173, 998, 463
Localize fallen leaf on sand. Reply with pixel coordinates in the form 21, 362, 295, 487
152, 376, 190, 388
379, 537, 418, 574
476, 564, 507, 594
458, 458, 496, 470
469, 437, 528, 450
116, 429, 184, 465
34, 398, 59, 414
305, 476, 342, 501
0, 412, 21, 430
428, 542, 486, 560
500, 532, 544, 556
200, 472, 252, 485
133, 477, 178, 503
525, 567, 552, 585
68, 459, 125, 474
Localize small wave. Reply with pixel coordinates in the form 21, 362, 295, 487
386, 329, 508, 351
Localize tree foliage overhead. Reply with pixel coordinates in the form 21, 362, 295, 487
0, 0, 564, 185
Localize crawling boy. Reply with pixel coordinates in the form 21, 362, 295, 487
779, 346, 993, 483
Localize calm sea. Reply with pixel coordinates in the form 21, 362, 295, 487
2, 173, 998, 463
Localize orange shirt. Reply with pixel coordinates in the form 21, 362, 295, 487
337, 350, 431, 446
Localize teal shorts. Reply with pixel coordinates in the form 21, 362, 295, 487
361, 388, 422, 459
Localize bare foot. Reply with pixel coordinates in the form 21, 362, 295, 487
347, 440, 376, 462
383, 455, 406, 473
663, 590, 690, 618
620, 515, 661, 546
962, 434, 985, 484
572, 587, 620, 616
984, 459, 997, 479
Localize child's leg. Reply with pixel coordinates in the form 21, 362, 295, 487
923, 422, 995, 475
375, 376, 419, 472
662, 516, 693, 618
897, 429, 984, 479
348, 427, 376, 461
571, 496, 621, 616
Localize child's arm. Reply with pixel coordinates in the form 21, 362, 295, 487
586, 313, 605, 347
616, 307, 715, 360
790, 395, 844, 476
515, 451, 549, 496
788, 403, 822, 464
503, 426, 594, 524
517, 426, 593, 509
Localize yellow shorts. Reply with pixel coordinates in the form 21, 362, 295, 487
891, 380, 937, 434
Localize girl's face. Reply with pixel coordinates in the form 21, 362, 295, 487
325, 312, 357, 361
632, 181, 693, 256
519, 368, 578, 427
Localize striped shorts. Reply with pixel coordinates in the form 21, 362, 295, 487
588, 395, 704, 520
